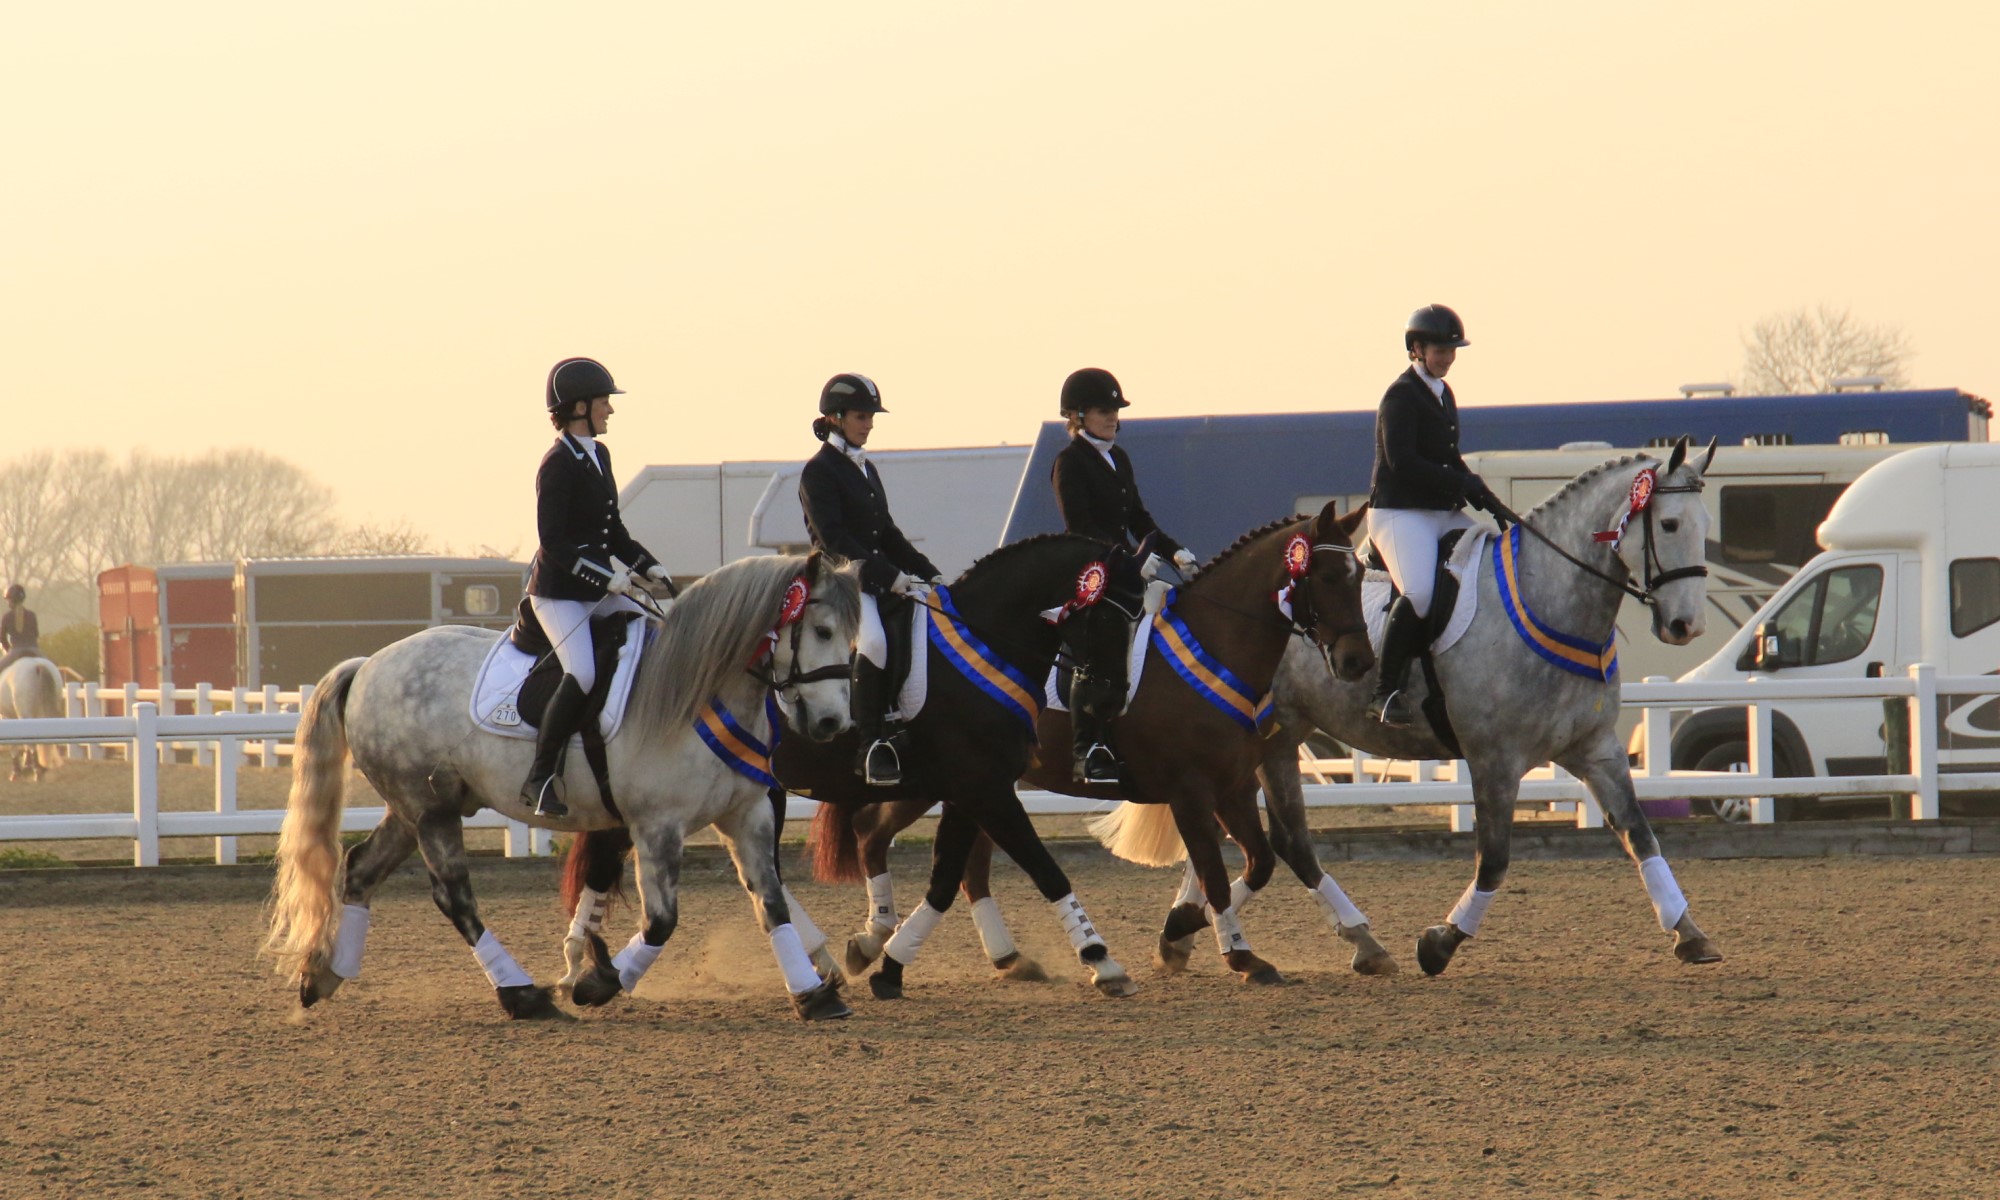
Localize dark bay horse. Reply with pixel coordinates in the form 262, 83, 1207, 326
828, 503, 1379, 987
572, 534, 1151, 1002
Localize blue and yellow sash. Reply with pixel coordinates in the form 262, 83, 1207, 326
695, 694, 783, 788
1493, 525, 1618, 682
1151, 595, 1273, 731
928, 585, 1041, 731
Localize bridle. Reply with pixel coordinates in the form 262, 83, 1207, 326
1281, 536, 1370, 675
1484, 470, 1708, 609
746, 591, 850, 702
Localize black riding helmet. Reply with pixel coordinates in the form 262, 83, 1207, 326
1404, 304, 1470, 351
819, 373, 887, 416
545, 357, 624, 413
1059, 367, 1129, 416
4, 584, 21, 603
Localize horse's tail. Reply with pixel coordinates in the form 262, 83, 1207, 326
1086, 801, 1188, 867
559, 828, 631, 916
263, 657, 365, 986
809, 800, 864, 883
26, 660, 66, 771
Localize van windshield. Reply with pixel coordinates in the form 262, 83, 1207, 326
1766, 564, 1885, 665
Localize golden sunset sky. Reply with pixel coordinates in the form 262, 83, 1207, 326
7, 2, 1993, 555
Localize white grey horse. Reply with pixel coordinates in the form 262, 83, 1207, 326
1103, 439, 1725, 975
265, 551, 862, 1021
0, 656, 67, 782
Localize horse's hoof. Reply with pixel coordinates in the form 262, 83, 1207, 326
1674, 935, 1723, 965
1416, 925, 1459, 977
569, 965, 623, 1008
992, 953, 1049, 982
298, 963, 344, 1008
1226, 950, 1286, 986
1094, 972, 1140, 998
844, 930, 887, 977
867, 971, 904, 1001
1339, 925, 1401, 976
791, 978, 853, 1021
1153, 933, 1196, 977
496, 984, 572, 1021
1243, 964, 1287, 986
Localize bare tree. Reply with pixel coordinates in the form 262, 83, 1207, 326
1740, 305, 1913, 394
329, 520, 437, 556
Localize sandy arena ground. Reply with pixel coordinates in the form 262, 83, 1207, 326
2, 840, 1996, 1199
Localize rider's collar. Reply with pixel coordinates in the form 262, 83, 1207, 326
829, 433, 867, 468
1412, 363, 1446, 400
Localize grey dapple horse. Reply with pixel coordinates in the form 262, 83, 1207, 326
0, 656, 67, 782
265, 552, 862, 1020
1103, 439, 1725, 975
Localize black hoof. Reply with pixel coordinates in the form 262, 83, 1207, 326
496, 984, 570, 1020
791, 978, 853, 1021
1416, 926, 1458, 977
298, 981, 322, 1009
1245, 965, 1287, 986
571, 965, 623, 1008
868, 972, 904, 1001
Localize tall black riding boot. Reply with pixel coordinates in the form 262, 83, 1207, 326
1071, 708, 1124, 784
849, 658, 905, 787
520, 675, 590, 818
1368, 597, 1428, 729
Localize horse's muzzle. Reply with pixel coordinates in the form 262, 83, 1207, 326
1330, 632, 1375, 683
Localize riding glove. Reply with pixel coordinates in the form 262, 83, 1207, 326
644, 564, 671, 583
605, 568, 635, 595
890, 572, 929, 598
1172, 548, 1198, 575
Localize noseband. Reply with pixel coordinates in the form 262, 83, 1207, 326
747, 596, 849, 699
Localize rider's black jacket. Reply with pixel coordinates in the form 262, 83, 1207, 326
799, 442, 940, 596
0, 608, 36, 651
1050, 435, 1183, 557
1369, 367, 1477, 511
526, 433, 660, 602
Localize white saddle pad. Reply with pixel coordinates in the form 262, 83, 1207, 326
1361, 527, 1490, 659
469, 616, 649, 742
1044, 579, 1171, 714
883, 597, 931, 724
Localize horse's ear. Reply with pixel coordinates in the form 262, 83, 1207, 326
1666, 436, 1689, 476
1698, 435, 1718, 476
803, 548, 822, 584
1334, 501, 1369, 539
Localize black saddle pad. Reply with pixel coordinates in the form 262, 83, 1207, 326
508, 598, 633, 728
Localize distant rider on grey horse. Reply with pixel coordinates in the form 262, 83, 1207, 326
1367, 305, 1502, 728
799, 373, 942, 788
0, 584, 41, 677
520, 357, 671, 818
1049, 367, 1197, 783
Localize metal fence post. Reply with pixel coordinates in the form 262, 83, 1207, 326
1908, 663, 1940, 820
133, 703, 159, 867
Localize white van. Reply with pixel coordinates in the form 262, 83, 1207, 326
1667, 443, 2000, 805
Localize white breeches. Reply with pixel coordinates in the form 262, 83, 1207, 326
856, 593, 888, 668
1367, 506, 1478, 619
529, 593, 644, 692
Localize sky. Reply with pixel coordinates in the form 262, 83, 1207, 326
5, 2, 1995, 557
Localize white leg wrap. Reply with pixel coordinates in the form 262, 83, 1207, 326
782, 886, 827, 956
611, 932, 665, 993
1311, 875, 1367, 930
330, 904, 370, 980
770, 924, 823, 994
1173, 862, 1204, 909
1447, 883, 1499, 937
968, 896, 1018, 962
472, 929, 534, 989
1054, 892, 1105, 955
567, 886, 609, 943
865, 872, 897, 933
883, 900, 945, 965
1212, 906, 1250, 956
1639, 855, 1688, 933
1229, 877, 1256, 914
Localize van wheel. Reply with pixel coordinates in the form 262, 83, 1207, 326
1689, 740, 1804, 821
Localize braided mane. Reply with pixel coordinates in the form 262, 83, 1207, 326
1197, 514, 1307, 574
1524, 453, 1657, 521
957, 532, 1100, 582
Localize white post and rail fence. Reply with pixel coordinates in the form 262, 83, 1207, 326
1, 667, 1994, 868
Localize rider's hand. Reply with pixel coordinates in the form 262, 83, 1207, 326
605, 568, 634, 596
644, 564, 671, 584
1141, 553, 1165, 581
890, 572, 927, 597
1172, 548, 1198, 575
927, 574, 945, 587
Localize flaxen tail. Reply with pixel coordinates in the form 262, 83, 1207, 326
1086, 800, 1188, 867
262, 658, 365, 986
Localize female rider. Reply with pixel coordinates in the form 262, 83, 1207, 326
798, 373, 942, 787
1049, 367, 1197, 783
1366, 305, 1499, 727
520, 357, 670, 818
